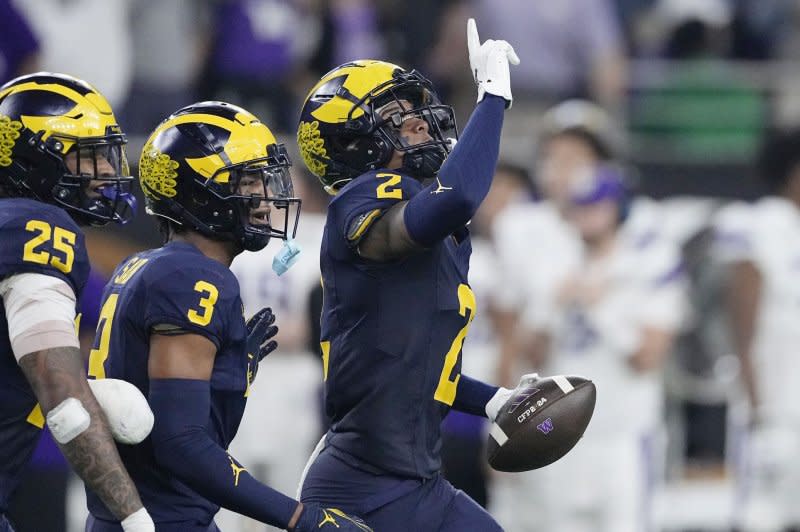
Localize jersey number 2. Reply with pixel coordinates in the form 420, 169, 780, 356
376, 173, 402, 199
88, 294, 120, 379
23, 220, 76, 274
434, 284, 476, 405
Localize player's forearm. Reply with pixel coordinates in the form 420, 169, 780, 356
628, 328, 674, 373
148, 378, 298, 529
452, 374, 499, 417
19, 347, 145, 520
403, 95, 505, 247
727, 261, 762, 409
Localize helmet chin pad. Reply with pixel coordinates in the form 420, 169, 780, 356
400, 145, 448, 179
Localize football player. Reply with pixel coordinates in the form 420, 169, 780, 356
715, 128, 800, 531
84, 101, 370, 532
218, 171, 329, 530
515, 166, 686, 532
0, 73, 152, 531
295, 20, 526, 530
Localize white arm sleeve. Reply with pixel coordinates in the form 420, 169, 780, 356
0, 273, 79, 361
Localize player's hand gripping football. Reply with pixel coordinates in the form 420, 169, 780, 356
467, 17, 520, 107
485, 373, 540, 421
245, 307, 279, 377
290, 504, 372, 532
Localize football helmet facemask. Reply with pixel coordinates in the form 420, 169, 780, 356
139, 101, 301, 252
298, 60, 457, 194
0, 72, 135, 226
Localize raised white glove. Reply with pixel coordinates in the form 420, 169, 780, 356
467, 18, 520, 108
88, 378, 154, 444
485, 373, 540, 420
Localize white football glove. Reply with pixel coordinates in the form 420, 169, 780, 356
467, 18, 520, 108
88, 378, 154, 444
485, 373, 540, 420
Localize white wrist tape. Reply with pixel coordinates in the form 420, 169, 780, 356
121, 507, 155, 532
47, 397, 90, 444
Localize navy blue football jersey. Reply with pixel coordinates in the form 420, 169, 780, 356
320, 170, 475, 479
0, 197, 89, 513
84, 241, 251, 525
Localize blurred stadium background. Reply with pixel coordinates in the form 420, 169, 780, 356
3, 0, 800, 530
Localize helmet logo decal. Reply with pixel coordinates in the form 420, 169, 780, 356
140, 145, 179, 198
297, 120, 328, 178
307, 62, 396, 124
0, 115, 22, 167
163, 112, 274, 184
8, 81, 119, 145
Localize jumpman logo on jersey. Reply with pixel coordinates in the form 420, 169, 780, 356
318, 509, 339, 528
431, 177, 453, 195
228, 455, 246, 486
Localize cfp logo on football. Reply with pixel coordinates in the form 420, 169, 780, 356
516, 397, 548, 425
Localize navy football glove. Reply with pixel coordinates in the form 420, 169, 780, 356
291, 504, 372, 532
245, 307, 279, 376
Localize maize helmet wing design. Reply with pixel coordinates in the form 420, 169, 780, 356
0, 72, 135, 225
297, 60, 457, 195
139, 101, 301, 252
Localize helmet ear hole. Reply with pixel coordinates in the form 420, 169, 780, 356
329, 135, 392, 174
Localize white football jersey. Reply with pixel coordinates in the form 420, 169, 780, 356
713, 197, 800, 422
526, 233, 687, 436
491, 198, 664, 321
491, 201, 582, 318
461, 237, 503, 382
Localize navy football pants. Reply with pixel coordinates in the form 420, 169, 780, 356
300, 447, 502, 532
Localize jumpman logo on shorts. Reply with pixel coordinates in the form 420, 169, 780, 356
318, 509, 339, 527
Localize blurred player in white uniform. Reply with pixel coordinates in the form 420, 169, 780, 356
514, 166, 685, 532
492, 101, 612, 355
490, 101, 622, 530
489, 104, 686, 528
219, 171, 328, 532
490, 100, 663, 385
714, 129, 800, 532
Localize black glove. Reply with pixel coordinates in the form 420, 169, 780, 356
291, 504, 372, 532
245, 307, 279, 378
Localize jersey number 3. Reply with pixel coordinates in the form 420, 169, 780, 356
23, 220, 76, 274
434, 284, 476, 405
187, 281, 219, 326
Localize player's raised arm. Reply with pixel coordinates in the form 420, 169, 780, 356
295, 20, 519, 262
358, 19, 520, 260
0, 275, 153, 531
